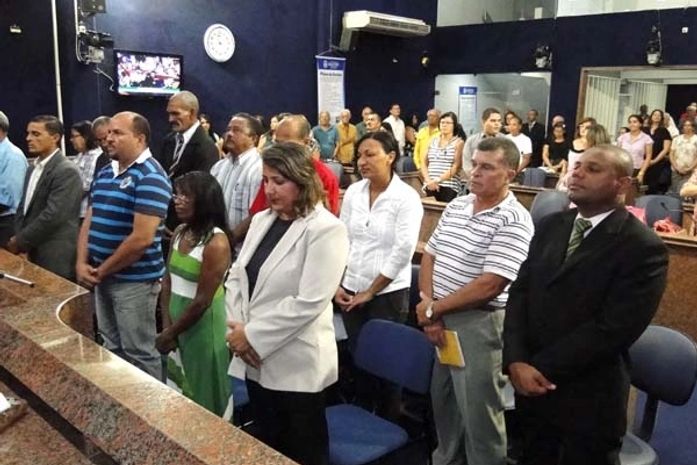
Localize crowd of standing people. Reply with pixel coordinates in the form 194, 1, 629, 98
0, 91, 689, 465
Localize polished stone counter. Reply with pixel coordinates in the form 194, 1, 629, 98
0, 250, 296, 465
0, 380, 94, 465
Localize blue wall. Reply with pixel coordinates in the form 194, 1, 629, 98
432, 7, 697, 129
1, 0, 436, 154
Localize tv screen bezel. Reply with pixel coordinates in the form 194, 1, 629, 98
113, 49, 184, 98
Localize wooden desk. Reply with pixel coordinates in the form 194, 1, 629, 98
399, 171, 424, 196
420, 197, 447, 245
683, 202, 694, 231
509, 185, 547, 210
654, 232, 697, 342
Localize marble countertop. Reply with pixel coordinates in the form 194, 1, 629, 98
0, 250, 296, 465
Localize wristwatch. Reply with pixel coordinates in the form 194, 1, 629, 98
425, 300, 436, 320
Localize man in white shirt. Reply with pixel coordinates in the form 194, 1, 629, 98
383, 103, 406, 155
210, 113, 263, 245
0, 111, 28, 246
505, 115, 533, 173
462, 108, 505, 183
7, 115, 82, 280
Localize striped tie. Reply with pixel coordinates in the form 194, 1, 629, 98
565, 218, 592, 260
169, 133, 185, 176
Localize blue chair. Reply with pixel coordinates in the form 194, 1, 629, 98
529, 190, 570, 227
325, 160, 344, 183
230, 376, 250, 426
620, 325, 697, 465
326, 319, 435, 465
522, 167, 547, 187
634, 195, 682, 227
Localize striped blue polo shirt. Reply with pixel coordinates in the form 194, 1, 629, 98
88, 149, 172, 282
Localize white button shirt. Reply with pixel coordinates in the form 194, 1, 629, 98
340, 174, 424, 294
24, 149, 59, 214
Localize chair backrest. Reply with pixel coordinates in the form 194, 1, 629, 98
529, 190, 570, 227
354, 319, 434, 395
522, 167, 547, 187
325, 160, 344, 182
629, 325, 697, 406
634, 195, 682, 227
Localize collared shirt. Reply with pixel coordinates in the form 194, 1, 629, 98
462, 132, 505, 180
89, 148, 172, 282
0, 137, 28, 216
671, 134, 697, 173
74, 147, 102, 217
210, 147, 262, 230
425, 192, 533, 310
312, 125, 339, 160
24, 149, 59, 214
575, 209, 615, 238
340, 175, 423, 294
617, 131, 653, 169
335, 122, 357, 164
383, 115, 406, 154
413, 126, 440, 169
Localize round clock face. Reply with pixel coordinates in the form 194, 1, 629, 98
203, 24, 235, 63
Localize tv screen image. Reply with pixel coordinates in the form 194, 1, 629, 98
114, 50, 182, 97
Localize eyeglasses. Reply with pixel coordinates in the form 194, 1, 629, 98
173, 194, 191, 203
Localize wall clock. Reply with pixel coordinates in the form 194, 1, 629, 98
203, 24, 235, 63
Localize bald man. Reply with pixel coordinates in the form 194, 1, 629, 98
504, 145, 668, 465
77, 111, 172, 380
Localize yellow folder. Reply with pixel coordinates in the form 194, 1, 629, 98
436, 330, 466, 367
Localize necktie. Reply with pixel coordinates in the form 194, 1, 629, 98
565, 218, 592, 260
170, 133, 185, 175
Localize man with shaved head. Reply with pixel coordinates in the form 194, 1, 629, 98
77, 111, 172, 380
504, 145, 668, 465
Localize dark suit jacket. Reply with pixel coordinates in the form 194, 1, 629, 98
156, 125, 219, 179
522, 122, 546, 167
156, 125, 219, 230
15, 151, 83, 281
503, 208, 668, 436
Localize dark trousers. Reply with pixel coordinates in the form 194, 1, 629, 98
515, 394, 623, 465
425, 186, 458, 203
0, 214, 15, 247
341, 288, 408, 420
246, 379, 329, 465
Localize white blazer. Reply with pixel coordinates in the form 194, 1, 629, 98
226, 205, 349, 393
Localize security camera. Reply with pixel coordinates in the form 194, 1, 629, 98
534, 44, 552, 70
79, 30, 113, 48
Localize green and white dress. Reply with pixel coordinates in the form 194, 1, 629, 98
167, 227, 230, 416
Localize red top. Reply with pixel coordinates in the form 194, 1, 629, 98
249, 159, 340, 216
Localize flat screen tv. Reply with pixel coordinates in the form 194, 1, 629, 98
114, 49, 182, 97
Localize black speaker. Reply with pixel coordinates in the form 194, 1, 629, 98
80, 0, 106, 14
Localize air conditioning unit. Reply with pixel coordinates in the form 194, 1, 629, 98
339, 10, 431, 51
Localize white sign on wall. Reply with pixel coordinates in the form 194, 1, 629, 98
316, 56, 346, 122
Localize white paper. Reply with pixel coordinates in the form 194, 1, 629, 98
0, 393, 11, 413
